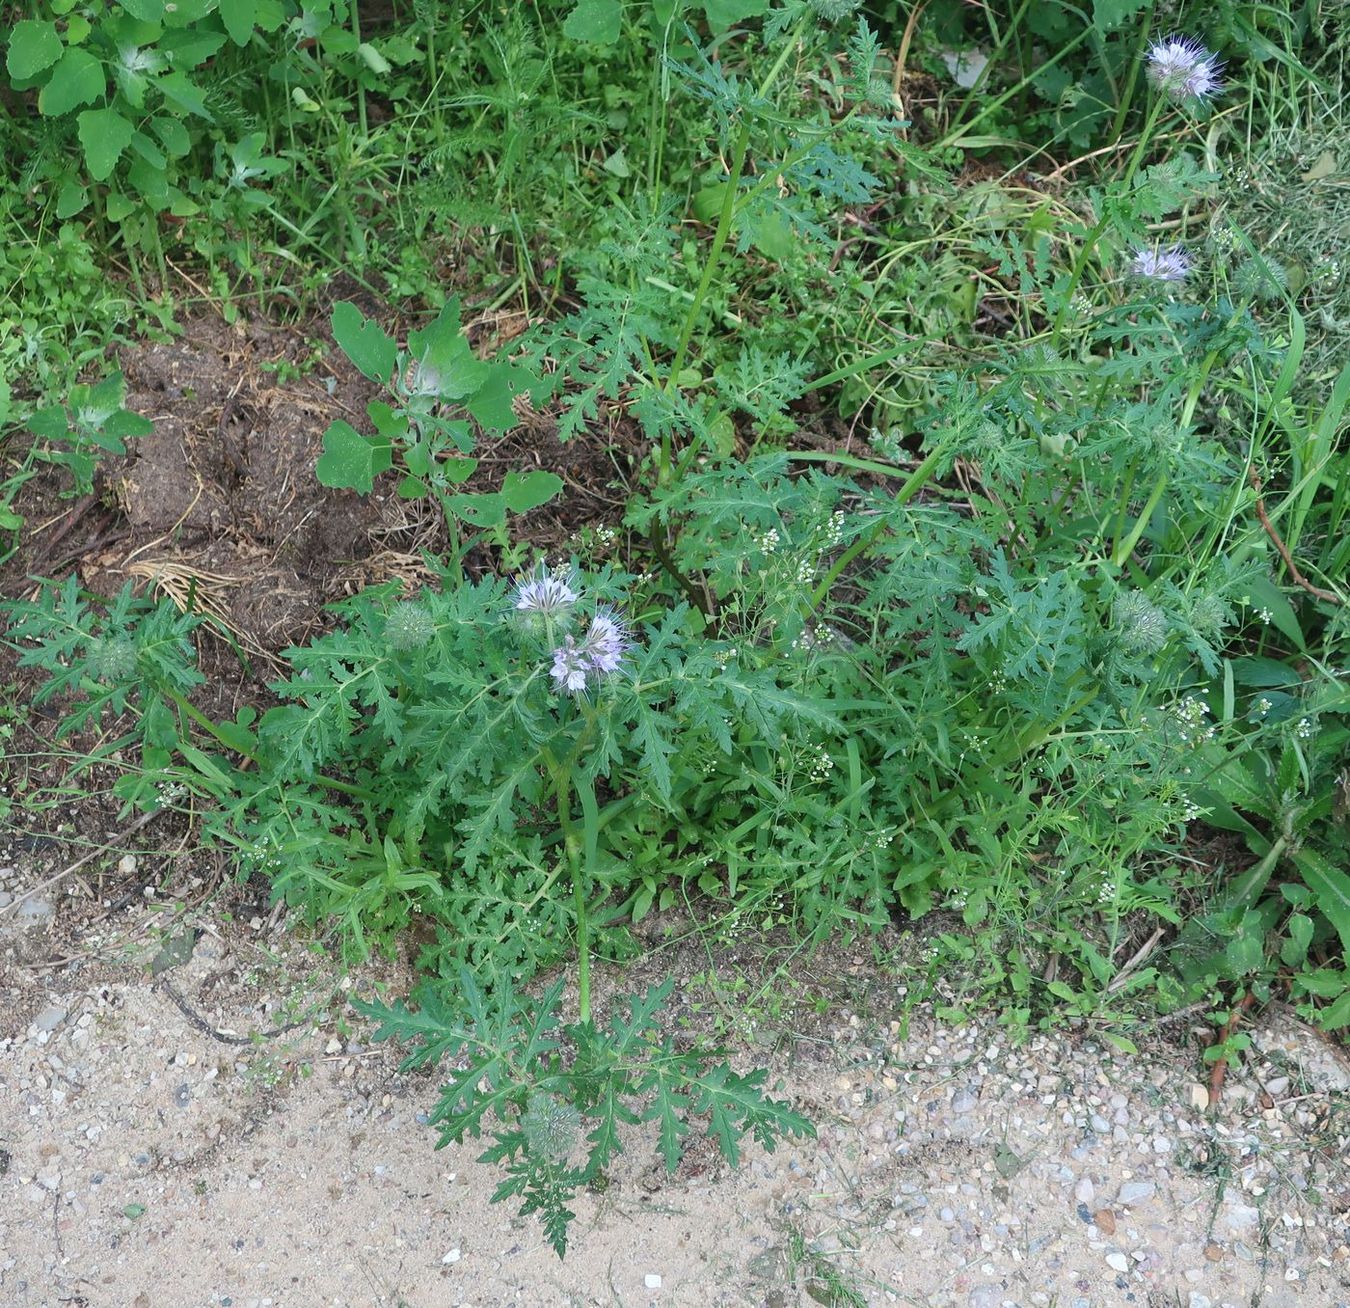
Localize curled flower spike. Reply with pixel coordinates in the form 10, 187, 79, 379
581, 610, 629, 675
1129, 245, 1191, 284
1146, 35, 1223, 103
514, 565, 579, 616
548, 611, 633, 695
550, 637, 590, 695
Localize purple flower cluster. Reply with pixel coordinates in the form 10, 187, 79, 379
1146, 36, 1223, 103
1129, 245, 1191, 284
511, 564, 631, 696
549, 611, 631, 696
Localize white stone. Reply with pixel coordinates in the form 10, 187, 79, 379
442, 1248, 462, 1265
644, 1273, 662, 1289
1105, 1252, 1129, 1272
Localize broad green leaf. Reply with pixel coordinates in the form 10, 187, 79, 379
1280, 913, 1314, 967
127, 155, 169, 205
407, 300, 485, 398
443, 491, 505, 527
1224, 921, 1265, 976
465, 363, 534, 432
331, 302, 396, 384
77, 108, 135, 181
315, 419, 393, 493
1294, 848, 1350, 957
221, 0, 257, 45
562, 0, 621, 44
105, 191, 135, 222
1092, 0, 1148, 30
7, 20, 63, 80
129, 130, 167, 169
702, 0, 769, 31
366, 400, 409, 444
502, 470, 563, 514
158, 26, 227, 67
153, 115, 191, 157
56, 178, 89, 218
1317, 989, 1350, 1029
118, 0, 166, 17
102, 409, 155, 442
157, 70, 214, 119
1246, 574, 1303, 649
38, 47, 105, 116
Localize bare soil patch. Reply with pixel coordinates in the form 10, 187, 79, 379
1, 869, 1348, 1308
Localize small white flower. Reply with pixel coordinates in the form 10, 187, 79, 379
1129, 245, 1191, 284
1146, 35, 1223, 102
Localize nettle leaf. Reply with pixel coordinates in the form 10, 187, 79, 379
7, 20, 63, 80
39, 47, 106, 116
332, 302, 396, 385
77, 108, 135, 181
562, 0, 622, 44
315, 419, 394, 493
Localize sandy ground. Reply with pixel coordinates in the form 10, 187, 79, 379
2, 862, 1348, 1308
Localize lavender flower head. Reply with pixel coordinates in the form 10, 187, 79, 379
550, 636, 590, 694
1146, 35, 1223, 102
1129, 244, 1191, 284
513, 564, 579, 617
549, 610, 632, 696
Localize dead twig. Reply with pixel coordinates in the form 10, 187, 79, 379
152, 975, 314, 1047
1107, 926, 1165, 994
1249, 470, 1343, 606
1, 808, 164, 917
1207, 990, 1257, 1108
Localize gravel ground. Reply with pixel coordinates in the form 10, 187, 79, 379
2, 860, 1348, 1308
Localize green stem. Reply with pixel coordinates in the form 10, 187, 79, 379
351, 0, 368, 142
809, 436, 951, 609
554, 764, 590, 1023
659, 15, 810, 483
1051, 97, 1167, 340
937, 21, 1096, 150
1111, 468, 1168, 566
163, 689, 373, 800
